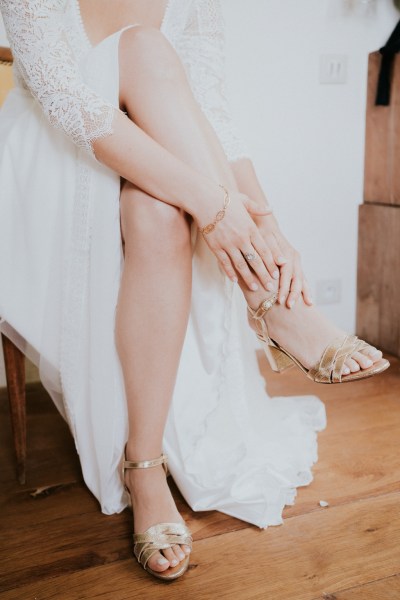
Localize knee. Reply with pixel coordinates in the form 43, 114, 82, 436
120, 26, 185, 84
121, 184, 191, 255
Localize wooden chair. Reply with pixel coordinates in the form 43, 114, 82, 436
0, 46, 27, 485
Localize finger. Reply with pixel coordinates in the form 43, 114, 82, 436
243, 249, 276, 291
285, 254, 303, 307
262, 234, 287, 269
286, 276, 303, 308
215, 249, 238, 283
246, 245, 278, 287
302, 278, 314, 306
243, 198, 272, 217
229, 249, 260, 291
277, 262, 293, 305
275, 255, 288, 266
251, 232, 280, 280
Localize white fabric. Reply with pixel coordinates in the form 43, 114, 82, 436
0, 0, 326, 528
0, 0, 115, 153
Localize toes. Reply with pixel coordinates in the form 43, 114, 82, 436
172, 544, 186, 562
147, 551, 170, 573
145, 545, 187, 572
362, 346, 382, 362
345, 358, 360, 373
342, 363, 351, 376
352, 351, 373, 370
162, 547, 180, 568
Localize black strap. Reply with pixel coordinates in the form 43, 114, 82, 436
375, 19, 400, 106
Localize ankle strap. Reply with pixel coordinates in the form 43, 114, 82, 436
247, 293, 278, 321
122, 454, 169, 485
123, 453, 168, 471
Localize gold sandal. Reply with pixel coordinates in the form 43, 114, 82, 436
247, 293, 390, 384
122, 452, 192, 581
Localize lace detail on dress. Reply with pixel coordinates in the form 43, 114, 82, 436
0, 0, 116, 153
59, 157, 92, 443
175, 0, 249, 162
64, 0, 91, 63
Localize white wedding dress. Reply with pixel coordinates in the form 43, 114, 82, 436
0, 0, 326, 528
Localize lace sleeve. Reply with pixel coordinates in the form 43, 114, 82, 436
186, 0, 250, 162
0, 0, 115, 153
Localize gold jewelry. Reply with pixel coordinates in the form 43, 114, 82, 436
200, 184, 230, 235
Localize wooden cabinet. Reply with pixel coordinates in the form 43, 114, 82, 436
357, 52, 400, 356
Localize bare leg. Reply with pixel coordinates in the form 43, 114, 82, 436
116, 25, 383, 573
118, 26, 383, 370
116, 185, 192, 571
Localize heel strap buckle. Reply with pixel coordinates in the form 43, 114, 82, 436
248, 293, 278, 320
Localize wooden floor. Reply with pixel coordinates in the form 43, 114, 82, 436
1, 353, 400, 600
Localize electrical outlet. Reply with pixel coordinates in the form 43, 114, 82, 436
319, 54, 348, 84
316, 279, 342, 305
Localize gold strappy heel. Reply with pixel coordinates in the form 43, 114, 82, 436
248, 293, 390, 384
122, 452, 192, 581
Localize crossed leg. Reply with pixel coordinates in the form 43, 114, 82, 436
115, 26, 241, 574
115, 25, 383, 574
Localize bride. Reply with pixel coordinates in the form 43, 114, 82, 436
0, 0, 389, 581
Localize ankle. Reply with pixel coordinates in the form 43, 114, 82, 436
125, 442, 164, 462
124, 464, 167, 495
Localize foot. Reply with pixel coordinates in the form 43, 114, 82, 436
124, 462, 190, 574
250, 295, 383, 376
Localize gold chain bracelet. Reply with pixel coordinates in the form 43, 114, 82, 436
200, 184, 231, 235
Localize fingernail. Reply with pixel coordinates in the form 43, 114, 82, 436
250, 283, 259, 291
266, 282, 275, 291
171, 559, 178, 566
277, 256, 288, 264
184, 547, 191, 554
178, 552, 185, 559
288, 300, 294, 308
279, 295, 286, 304
365, 359, 373, 367
343, 367, 350, 375
309, 297, 314, 305
157, 557, 169, 565
272, 270, 279, 280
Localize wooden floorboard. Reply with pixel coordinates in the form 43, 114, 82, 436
2, 492, 400, 600
317, 573, 400, 600
1, 354, 399, 599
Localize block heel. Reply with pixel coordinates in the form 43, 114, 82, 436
263, 342, 294, 373
247, 293, 389, 384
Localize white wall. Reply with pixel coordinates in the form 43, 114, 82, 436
0, 2, 398, 386
222, 0, 398, 332
0, 14, 5, 43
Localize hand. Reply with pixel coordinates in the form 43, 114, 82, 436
255, 213, 313, 308
194, 188, 282, 292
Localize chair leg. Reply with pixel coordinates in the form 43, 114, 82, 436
2, 334, 26, 484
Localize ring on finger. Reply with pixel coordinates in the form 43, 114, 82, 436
244, 252, 257, 262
